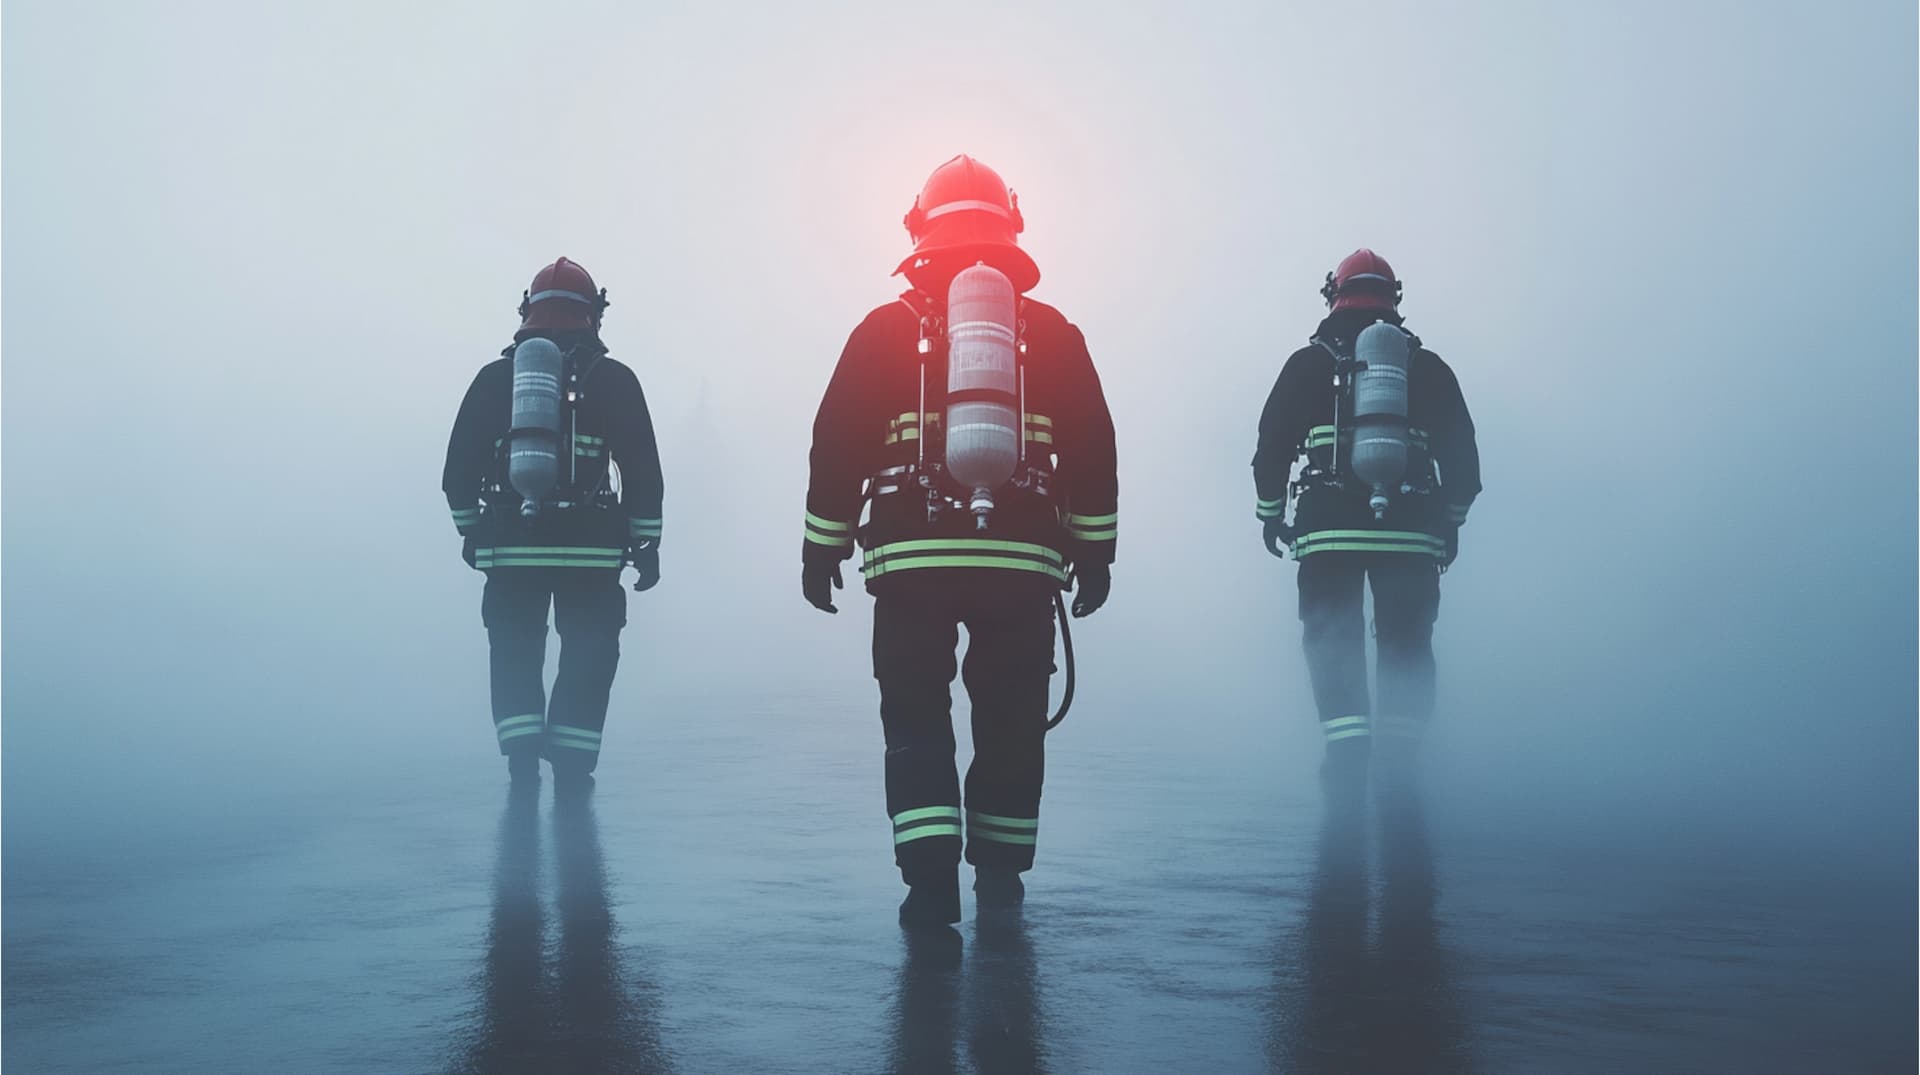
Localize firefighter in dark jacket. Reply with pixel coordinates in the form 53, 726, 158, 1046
443, 257, 664, 789
1252, 250, 1480, 795
804, 156, 1118, 928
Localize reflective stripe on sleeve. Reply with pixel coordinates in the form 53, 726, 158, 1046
1065, 512, 1117, 543
1256, 497, 1286, 520
805, 512, 855, 548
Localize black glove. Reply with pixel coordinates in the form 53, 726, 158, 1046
628, 544, 660, 592
1069, 563, 1111, 618
1440, 527, 1459, 571
1263, 517, 1296, 559
462, 535, 479, 570
803, 561, 844, 614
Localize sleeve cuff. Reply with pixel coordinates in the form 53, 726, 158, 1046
451, 505, 483, 534
629, 516, 663, 543
804, 511, 856, 552
1255, 497, 1286, 520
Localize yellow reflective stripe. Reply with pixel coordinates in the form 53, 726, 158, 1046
893, 805, 962, 826
1023, 413, 1054, 428
1066, 512, 1117, 527
884, 428, 922, 445
1325, 727, 1371, 741
495, 714, 544, 731
865, 556, 1067, 577
1026, 430, 1054, 445
1322, 715, 1368, 732
894, 824, 962, 844
967, 811, 1037, 830
805, 513, 852, 533
1069, 528, 1116, 542
871, 539, 1058, 557
481, 546, 626, 555
805, 530, 855, 547
972, 830, 1037, 846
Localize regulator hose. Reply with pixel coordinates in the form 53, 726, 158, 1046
1047, 591, 1075, 731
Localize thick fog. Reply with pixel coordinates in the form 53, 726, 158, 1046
3, 2, 1914, 1064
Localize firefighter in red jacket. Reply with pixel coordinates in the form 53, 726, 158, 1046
804, 156, 1118, 928
1252, 251, 1480, 798
443, 258, 664, 790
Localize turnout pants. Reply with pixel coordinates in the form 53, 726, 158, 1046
1297, 551, 1441, 761
482, 567, 627, 773
874, 575, 1056, 883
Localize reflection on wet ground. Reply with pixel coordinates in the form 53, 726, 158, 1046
451, 784, 673, 1073
3, 710, 1911, 1073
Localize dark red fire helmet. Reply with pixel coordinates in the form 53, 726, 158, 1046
896, 155, 1041, 293
1321, 249, 1403, 312
518, 257, 609, 332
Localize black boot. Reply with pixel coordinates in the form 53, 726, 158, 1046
899, 866, 962, 930
552, 767, 596, 800
974, 866, 1026, 908
1320, 736, 1371, 816
507, 751, 541, 786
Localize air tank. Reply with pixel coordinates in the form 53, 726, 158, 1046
943, 263, 1021, 529
508, 337, 565, 516
1350, 321, 1410, 519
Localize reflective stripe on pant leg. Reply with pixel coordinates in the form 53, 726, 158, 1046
482, 571, 552, 756
959, 587, 1051, 869
875, 586, 964, 877
893, 805, 963, 844
967, 810, 1038, 846
547, 724, 602, 751
1298, 554, 1370, 733
495, 713, 545, 748
547, 570, 625, 774
1321, 714, 1371, 742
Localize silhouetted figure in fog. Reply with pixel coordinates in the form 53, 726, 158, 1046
1271, 798, 1471, 1074
803, 156, 1118, 929
453, 788, 671, 1074
443, 258, 664, 789
1251, 251, 1481, 800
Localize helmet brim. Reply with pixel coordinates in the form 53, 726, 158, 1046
894, 241, 1040, 294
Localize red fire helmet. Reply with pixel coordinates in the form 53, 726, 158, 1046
895, 155, 1041, 293
518, 257, 608, 332
1321, 249, 1402, 312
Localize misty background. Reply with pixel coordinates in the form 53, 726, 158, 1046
3, 1, 1914, 1070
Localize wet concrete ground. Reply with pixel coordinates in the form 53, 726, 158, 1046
5, 690, 1913, 1073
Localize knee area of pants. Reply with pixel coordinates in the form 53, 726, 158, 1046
1373, 622, 1435, 649
487, 624, 548, 646
558, 633, 620, 661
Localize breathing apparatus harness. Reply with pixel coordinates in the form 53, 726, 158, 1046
484, 341, 622, 516
867, 287, 1077, 731
1287, 325, 1436, 519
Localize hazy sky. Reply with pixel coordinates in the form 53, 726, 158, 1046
4, 1, 1914, 853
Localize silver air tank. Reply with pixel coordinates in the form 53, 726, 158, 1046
508, 337, 565, 517
944, 263, 1021, 530
1350, 321, 1411, 519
